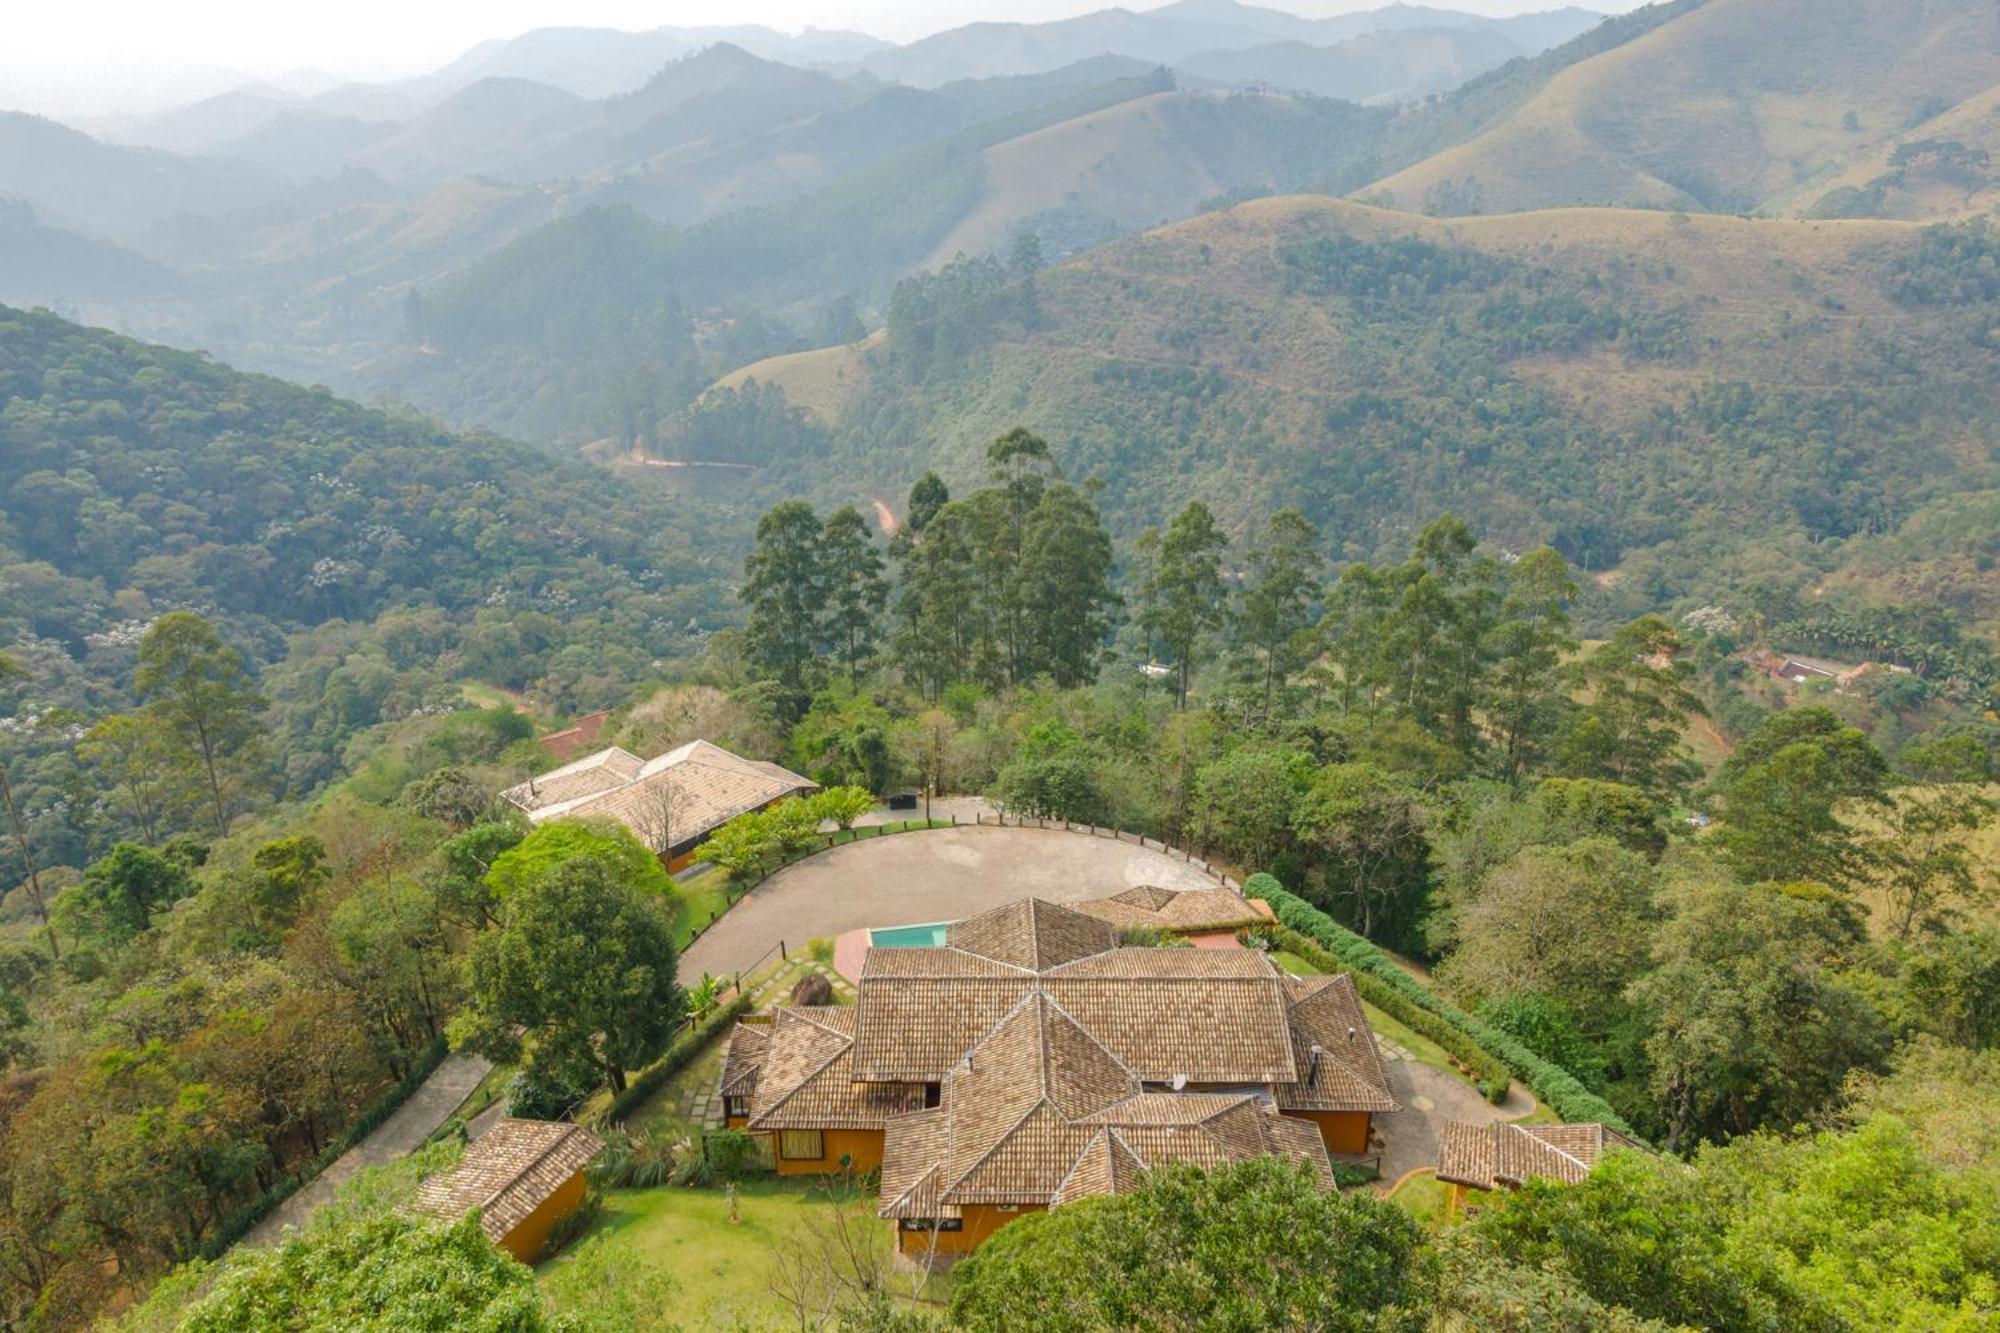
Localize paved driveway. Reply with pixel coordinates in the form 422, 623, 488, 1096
679, 825, 1224, 981
242, 1053, 492, 1247
1374, 1059, 1537, 1187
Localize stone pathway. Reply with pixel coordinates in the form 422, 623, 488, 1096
242, 1053, 492, 1248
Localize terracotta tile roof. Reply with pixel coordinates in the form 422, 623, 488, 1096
946, 899, 1118, 970
1435, 1121, 1644, 1191
499, 747, 644, 812
1070, 886, 1276, 932
744, 1007, 928, 1131
719, 1022, 768, 1098
876, 992, 1333, 1216
1275, 975, 1399, 1114
413, 1119, 602, 1244
848, 909, 1396, 1107
499, 740, 814, 853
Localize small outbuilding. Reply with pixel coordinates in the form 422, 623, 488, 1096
413, 1118, 604, 1262
1435, 1120, 1641, 1218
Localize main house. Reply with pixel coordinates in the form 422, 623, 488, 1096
721, 897, 1398, 1256
500, 739, 815, 871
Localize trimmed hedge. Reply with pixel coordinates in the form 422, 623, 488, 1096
1248, 874, 1639, 1138
596, 992, 757, 1126
201, 1037, 450, 1258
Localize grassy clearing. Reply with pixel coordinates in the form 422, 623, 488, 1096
673, 866, 734, 951
1385, 1169, 1454, 1229
540, 1178, 949, 1328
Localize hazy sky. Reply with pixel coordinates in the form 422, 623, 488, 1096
9, 0, 1644, 118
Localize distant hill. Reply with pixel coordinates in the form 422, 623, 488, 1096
0, 303, 736, 657
0, 112, 285, 243
1364, 0, 2000, 218
1177, 26, 1530, 103
0, 200, 179, 306
720, 197, 1999, 628
920, 90, 1386, 265
854, 0, 1601, 86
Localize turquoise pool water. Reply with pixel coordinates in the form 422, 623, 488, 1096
870, 921, 951, 948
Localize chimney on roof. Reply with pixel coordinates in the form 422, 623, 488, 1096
1307, 1044, 1323, 1087
1347, 1025, 1357, 1043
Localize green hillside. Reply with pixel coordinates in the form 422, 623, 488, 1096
733, 199, 2000, 633
1365, 0, 2000, 218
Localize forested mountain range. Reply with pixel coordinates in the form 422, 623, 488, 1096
727, 200, 2000, 642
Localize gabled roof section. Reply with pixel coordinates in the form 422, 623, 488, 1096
745, 1007, 927, 1131
413, 1118, 603, 1244
719, 1022, 768, 1098
1275, 974, 1399, 1114
499, 746, 644, 814
498, 739, 815, 851
1436, 1121, 1645, 1191
947, 898, 1118, 971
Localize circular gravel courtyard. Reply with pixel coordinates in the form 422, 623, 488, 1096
678, 824, 1226, 981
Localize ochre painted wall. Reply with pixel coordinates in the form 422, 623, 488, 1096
1285, 1109, 1372, 1155
895, 1203, 1044, 1256
772, 1127, 885, 1175
497, 1170, 587, 1263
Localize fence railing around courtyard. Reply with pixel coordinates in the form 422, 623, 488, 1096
679, 813, 1243, 950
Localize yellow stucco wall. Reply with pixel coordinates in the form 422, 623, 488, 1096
895, 1203, 1044, 1256
497, 1170, 587, 1264
1285, 1109, 1372, 1154
772, 1127, 885, 1175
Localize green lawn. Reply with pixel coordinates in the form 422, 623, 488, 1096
1386, 1169, 1454, 1229
673, 866, 734, 951
541, 1179, 948, 1328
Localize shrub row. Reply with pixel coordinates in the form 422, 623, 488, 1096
1248, 874, 1639, 1137
596, 992, 758, 1127
201, 1037, 450, 1258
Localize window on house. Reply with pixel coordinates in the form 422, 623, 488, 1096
923, 1082, 941, 1108
723, 1096, 749, 1120
898, 1217, 964, 1232
778, 1129, 824, 1161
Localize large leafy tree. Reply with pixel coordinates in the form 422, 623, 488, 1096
1234, 508, 1324, 724
818, 504, 888, 684
1712, 707, 1889, 887
1556, 616, 1700, 795
1433, 836, 1658, 1016
949, 1158, 1424, 1332
454, 855, 685, 1095
1144, 501, 1230, 709
484, 821, 673, 903
1290, 761, 1431, 946
184, 1211, 578, 1331
741, 500, 826, 711
58, 841, 197, 947
1629, 878, 1891, 1149
1016, 483, 1119, 688
134, 612, 268, 836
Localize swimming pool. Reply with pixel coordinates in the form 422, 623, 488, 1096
869, 921, 951, 948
